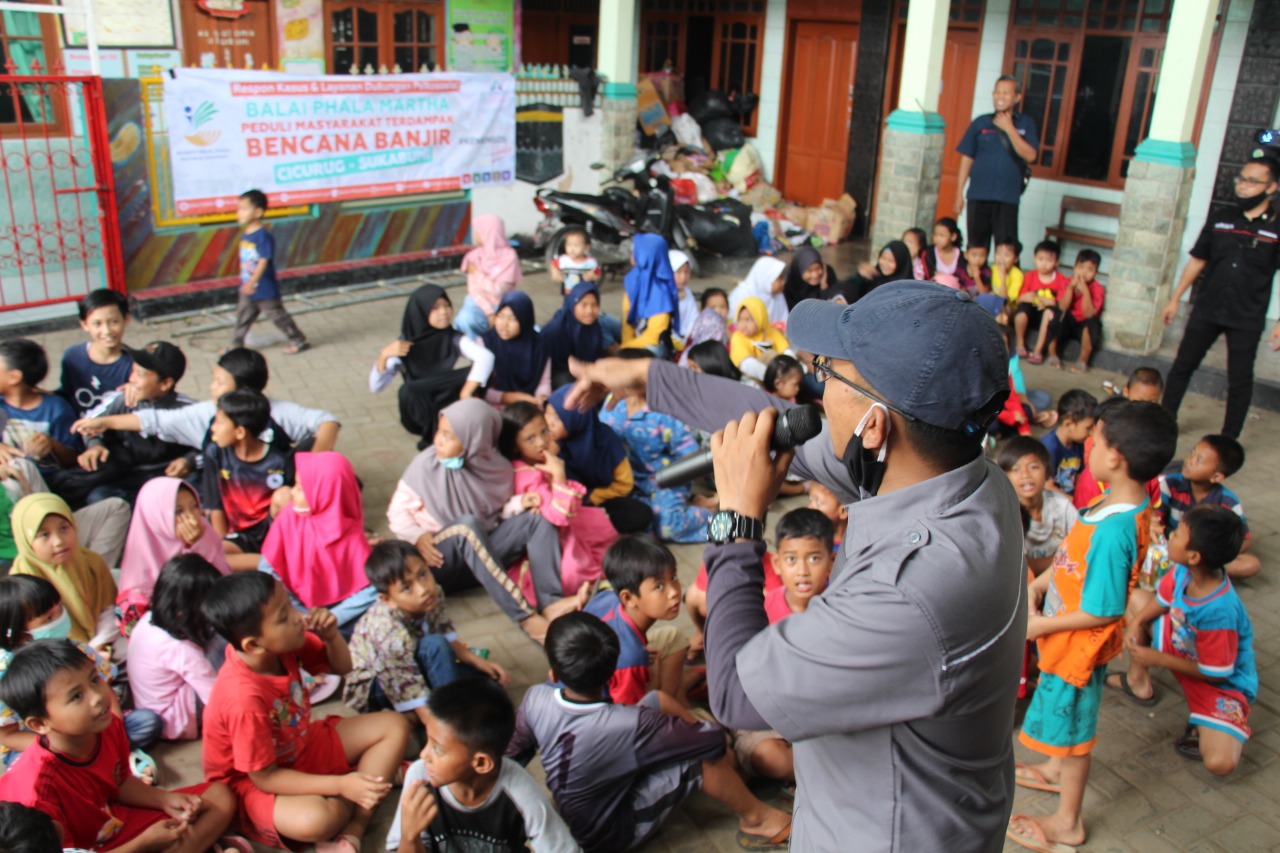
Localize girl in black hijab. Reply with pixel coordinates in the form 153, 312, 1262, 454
832, 240, 915, 304
370, 284, 495, 448
782, 245, 840, 310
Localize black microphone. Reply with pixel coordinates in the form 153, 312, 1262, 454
655, 404, 823, 489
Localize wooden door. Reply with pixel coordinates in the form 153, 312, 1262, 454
776, 21, 857, 207
181, 0, 276, 70
935, 28, 981, 220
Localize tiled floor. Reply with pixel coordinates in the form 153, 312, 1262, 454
20, 249, 1279, 852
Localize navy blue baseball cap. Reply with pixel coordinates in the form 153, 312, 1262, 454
788, 282, 1009, 433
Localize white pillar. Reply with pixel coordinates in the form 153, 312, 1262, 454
895, 0, 950, 114
1147, 0, 1218, 144
598, 0, 639, 94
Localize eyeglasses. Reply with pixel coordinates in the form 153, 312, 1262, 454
1234, 175, 1271, 186
811, 355, 916, 421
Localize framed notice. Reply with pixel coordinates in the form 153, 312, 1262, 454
62, 0, 177, 48
447, 0, 516, 73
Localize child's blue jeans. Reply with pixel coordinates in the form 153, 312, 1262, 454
124, 709, 163, 750
454, 296, 490, 339
369, 634, 480, 709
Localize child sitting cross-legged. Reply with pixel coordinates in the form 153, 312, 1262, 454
508, 611, 792, 852
388, 678, 578, 853
344, 540, 507, 728
0, 638, 238, 853
584, 535, 691, 707
1122, 505, 1257, 775
200, 572, 411, 853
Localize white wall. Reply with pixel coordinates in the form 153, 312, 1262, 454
471, 106, 603, 237
745, 0, 788, 181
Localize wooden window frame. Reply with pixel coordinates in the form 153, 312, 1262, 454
323, 0, 444, 75
710, 13, 763, 136
0, 4, 68, 138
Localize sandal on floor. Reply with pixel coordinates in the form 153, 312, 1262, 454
129, 749, 158, 786
1104, 672, 1158, 707
1046, 356, 1062, 369
283, 342, 312, 354
1014, 762, 1061, 794
1176, 724, 1202, 760
1006, 815, 1079, 853
1070, 361, 1089, 374
1027, 353, 1045, 365
737, 818, 792, 850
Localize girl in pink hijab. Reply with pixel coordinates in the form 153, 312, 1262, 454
260, 452, 376, 628
455, 214, 522, 338
117, 478, 231, 633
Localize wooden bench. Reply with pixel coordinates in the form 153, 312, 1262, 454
1044, 196, 1121, 252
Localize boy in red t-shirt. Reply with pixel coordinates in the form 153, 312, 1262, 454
1047, 249, 1106, 372
0, 639, 236, 852
1015, 240, 1070, 364
200, 572, 411, 853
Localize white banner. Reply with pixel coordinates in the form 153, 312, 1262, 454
163, 68, 515, 215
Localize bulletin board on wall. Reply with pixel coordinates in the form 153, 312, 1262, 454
61, 0, 177, 48
180, 0, 278, 70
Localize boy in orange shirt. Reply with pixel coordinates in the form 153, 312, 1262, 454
1008, 401, 1177, 853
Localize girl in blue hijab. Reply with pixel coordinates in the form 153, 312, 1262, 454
622, 233, 680, 357
540, 280, 604, 387
480, 291, 550, 403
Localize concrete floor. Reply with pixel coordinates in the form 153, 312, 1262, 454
19, 243, 1280, 852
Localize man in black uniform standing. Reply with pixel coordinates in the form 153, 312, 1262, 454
1161, 156, 1280, 438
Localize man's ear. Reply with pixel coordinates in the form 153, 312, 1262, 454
858, 406, 891, 456
472, 751, 496, 776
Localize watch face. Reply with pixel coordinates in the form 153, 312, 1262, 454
708, 511, 735, 541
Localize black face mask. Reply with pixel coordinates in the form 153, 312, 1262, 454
842, 403, 890, 499
1236, 190, 1268, 211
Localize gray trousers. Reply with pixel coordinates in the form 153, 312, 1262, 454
232, 293, 306, 347
432, 513, 563, 624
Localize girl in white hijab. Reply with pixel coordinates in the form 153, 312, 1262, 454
728, 256, 789, 326
669, 249, 698, 345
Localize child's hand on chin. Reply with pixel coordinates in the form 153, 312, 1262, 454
399, 778, 439, 837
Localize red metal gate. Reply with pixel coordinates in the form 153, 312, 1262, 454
1, 61, 125, 311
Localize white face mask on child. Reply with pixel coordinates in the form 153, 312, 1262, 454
29, 608, 71, 641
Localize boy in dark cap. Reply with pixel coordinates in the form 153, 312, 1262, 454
563, 282, 1027, 853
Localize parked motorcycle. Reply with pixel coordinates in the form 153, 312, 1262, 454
533, 152, 700, 277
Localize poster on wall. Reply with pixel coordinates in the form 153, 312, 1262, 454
62, 0, 176, 47
276, 0, 325, 74
447, 0, 517, 73
163, 68, 516, 215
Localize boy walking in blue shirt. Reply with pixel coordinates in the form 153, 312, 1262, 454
230, 190, 309, 355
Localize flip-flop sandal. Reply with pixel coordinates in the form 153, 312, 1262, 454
1017, 346, 1029, 358
315, 833, 361, 853
1006, 814, 1079, 853
306, 672, 343, 704
1104, 672, 1158, 707
737, 818, 792, 850
1070, 362, 1089, 374
1027, 353, 1045, 365
1046, 356, 1062, 369
1176, 724, 1202, 760
283, 342, 312, 354
129, 749, 159, 786
215, 835, 254, 853
1014, 762, 1061, 794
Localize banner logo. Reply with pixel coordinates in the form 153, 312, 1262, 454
182, 100, 221, 147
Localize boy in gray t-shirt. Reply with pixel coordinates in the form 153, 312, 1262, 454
999, 436, 1078, 575
506, 613, 792, 853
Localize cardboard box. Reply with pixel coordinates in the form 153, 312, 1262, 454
807, 194, 857, 243
636, 78, 671, 136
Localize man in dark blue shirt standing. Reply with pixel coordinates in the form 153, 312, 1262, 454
954, 75, 1039, 253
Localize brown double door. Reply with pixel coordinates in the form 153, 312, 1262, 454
777, 21, 858, 207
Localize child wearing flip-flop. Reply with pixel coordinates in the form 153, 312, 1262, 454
1122, 505, 1257, 776
1046, 250, 1105, 373
200, 572, 411, 853
507, 612, 793, 851
1014, 240, 1069, 364
1009, 400, 1177, 853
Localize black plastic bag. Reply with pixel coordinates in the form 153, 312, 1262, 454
688, 90, 734, 124
702, 117, 745, 154
676, 199, 757, 256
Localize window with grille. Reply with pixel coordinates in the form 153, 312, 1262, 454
326, 0, 443, 75
0, 8, 65, 136
1003, 0, 1219, 187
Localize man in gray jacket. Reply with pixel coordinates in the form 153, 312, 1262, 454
567, 283, 1026, 851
